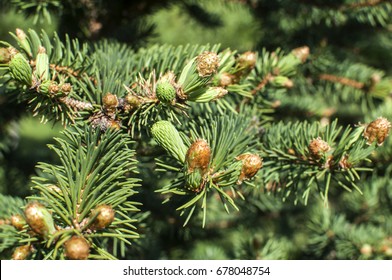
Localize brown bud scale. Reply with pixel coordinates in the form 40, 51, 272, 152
236, 153, 263, 183
363, 117, 391, 146
12, 245, 31, 260
308, 137, 331, 159
11, 214, 26, 231
237, 51, 257, 69
291, 46, 310, 63
186, 139, 211, 173
90, 204, 115, 230
196, 51, 220, 77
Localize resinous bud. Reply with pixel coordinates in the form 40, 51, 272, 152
24, 202, 56, 237
89, 204, 115, 230
236, 153, 263, 183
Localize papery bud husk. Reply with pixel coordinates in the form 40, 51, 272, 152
291, 46, 310, 63
24, 202, 56, 237
0, 47, 12, 64
151, 120, 188, 163
308, 137, 331, 159
11, 214, 26, 231
64, 236, 90, 260
196, 51, 220, 77
218, 72, 235, 87
185, 139, 211, 173
35, 46, 49, 81
9, 52, 32, 86
12, 245, 31, 260
236, 51, 257, 70
89, 204, 115, 230
61, 83, 72, 94
236, 153, 263, 183
363, 117, 391, 146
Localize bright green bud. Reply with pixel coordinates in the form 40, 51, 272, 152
270, 76, 293, 88
185, 168, 205, 193
38, 80, 59, 95
16, 28, 32, 57
38, 80, 52, 94
24, 202, 56, 237
36, 46, 50, 81
151, 120, 187, 163
156, 81, 176, 103
9, 52, 32, 86
187, 87, 228, 102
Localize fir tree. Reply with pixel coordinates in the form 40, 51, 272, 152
0, 0, 391, 260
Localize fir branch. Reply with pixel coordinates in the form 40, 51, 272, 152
21, 123, 141, 259
154, 114, 262, 226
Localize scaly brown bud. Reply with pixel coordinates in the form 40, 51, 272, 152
11, 214, 26, 231
196, 51, 220, 77
12, 245, 31, 260
236, 153, 263, 183
308, 137, 331, 159
24, 202, 56, 237
363, 117, 391, 146
186, 139, 211, 173
102, 93, 119, 109
89, 204, 115, 230
64, 236, 90, 260
291, 46, 310, 63
61, 83, 72, 94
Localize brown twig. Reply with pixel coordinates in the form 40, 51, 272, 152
251, 73, 273, 95
319, 73, 365, 89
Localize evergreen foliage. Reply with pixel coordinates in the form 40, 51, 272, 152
0, 0, 391, 260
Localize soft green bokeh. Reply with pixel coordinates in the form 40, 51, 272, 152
149, 0, 261, 51
0, 8, 57, 43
